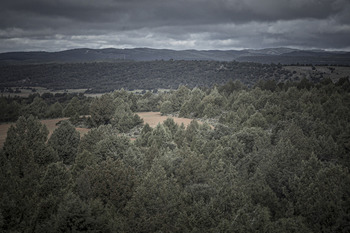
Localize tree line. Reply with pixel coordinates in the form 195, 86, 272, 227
0, 93, 91, 123
0, 61, 292, 93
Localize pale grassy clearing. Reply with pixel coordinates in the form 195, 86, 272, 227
136, 112, 195, 128
0, 112, 205, 147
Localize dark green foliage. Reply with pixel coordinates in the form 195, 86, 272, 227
0, 60, 287, 92
148, 123, 172, 149
78, 124, 116, 154
160, 100, 173, 115
170, 85, 191, 111
0, 97, 21, 122
1, 78, 350, 232
0, 93, 91, 123
179, 87, 204, 117
77, 158, 137, 210
0, 116, 57, 231
289, 155, 350, 232
135, 123, 153, 147
69, 112, 80, 125
63, 96, 80, 117
3, 115, 57, 166
48, 121, 80, 165
125, 161, 181, 232
72, 150, 97, 177
174, 123, 186, 147
269, 217, 311, 233
163, 117, 179, 136
235, 127, 270, 154
22, 96, 48, 118
31, 162, 72, 232
94, 135, 131, 161
90, 94, 115, 126
53, 192, 114, 232
39, 162, 72, 198
47, 101, 64, 118
244, 112, 268, 129
199, 87, 225, 118
112, 97, 143, 132
88, 93, 143, 131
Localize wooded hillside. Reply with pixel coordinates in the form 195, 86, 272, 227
0, 61, 293, 93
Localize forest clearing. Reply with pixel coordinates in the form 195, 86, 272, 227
0, 112, 200, 147
136, 112, 197, 128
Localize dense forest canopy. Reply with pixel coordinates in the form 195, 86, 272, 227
1, 76, 350, 232
0, 61, 303, 93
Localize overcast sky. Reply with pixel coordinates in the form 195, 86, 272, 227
1, 0, 350, 52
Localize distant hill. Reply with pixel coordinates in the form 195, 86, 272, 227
1, 47, 349, 65
0, 60, 288, 92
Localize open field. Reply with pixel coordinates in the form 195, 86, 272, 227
0, 118, 89, 148
136, 112, 196, 128
130, 112, 203, 141
0, 112, 203, 147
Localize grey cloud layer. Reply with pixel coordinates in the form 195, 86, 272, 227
0, 0, 349, 51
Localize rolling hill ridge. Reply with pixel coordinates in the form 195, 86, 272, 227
1, 47, 350, 65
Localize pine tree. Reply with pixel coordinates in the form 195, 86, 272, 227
125, 161, 181, 232
148, 123, 172, 148
135, 123, 153, 147
1, 116, 52, 231
90, 94, 116, 126
52, 192, 114, 232
82, 158, 137, 210
174, 123, 186, 147
63, 97, 80, 117
112, 97, 143, 132
94, 135, 131, 161
31, 162, 72, 232
23, 96, 48, 118
78, 124, 117, 154
46, 101, 63, 118
179, 87, 204, 117
170, 85, 191, 112
289, 154, 350, 232
48, 121, 80, 165
163, 117, 178, 138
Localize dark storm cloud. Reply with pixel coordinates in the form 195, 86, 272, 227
0, 0, 349, 52
1, 0, 345, 27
